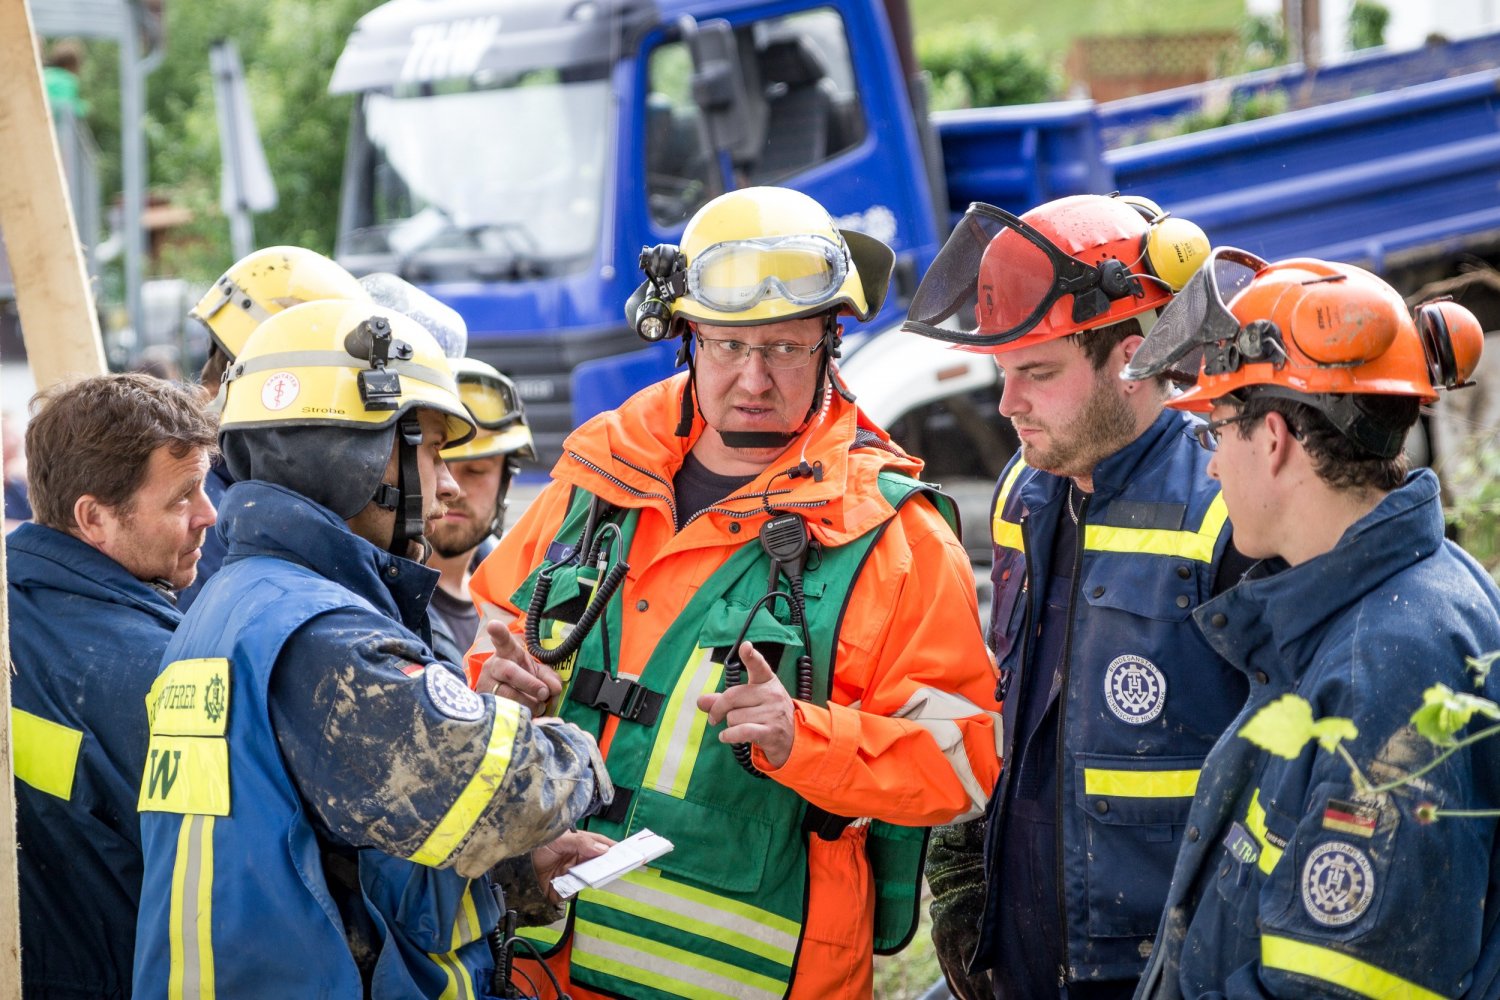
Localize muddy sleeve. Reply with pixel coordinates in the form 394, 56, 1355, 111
269, 608, 608, 877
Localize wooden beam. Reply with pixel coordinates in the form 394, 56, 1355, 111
0, 0, 109, 393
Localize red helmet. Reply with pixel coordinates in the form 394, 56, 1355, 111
902, 193, 1209, 353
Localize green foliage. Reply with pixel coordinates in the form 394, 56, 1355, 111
1154, 88, 1289, 139
1446, 436, 1500, 581
917, 24, 1056, 111
1239, 693, 1358, 760
1411, 683, 1500, 745
1349, 0, 1391, 51
1470, 651, 1500, 688
1241, 14, 1290, 69
61, 0, 377, 286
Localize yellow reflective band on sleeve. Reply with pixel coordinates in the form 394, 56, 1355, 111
1084, 492, 1228, 564
409, 699, 522, 866
168, 814, 216, 1000
147, 659, 230, 736
1245, 788, 1285, 875
572, 917, 785, 1000
1261, 935, 1448, 1000
643, 647, 724, 799
12, 708, 83, 800
138, 737, 230, 816
991, 461, 1028, 553
1083, 768, 1199, 798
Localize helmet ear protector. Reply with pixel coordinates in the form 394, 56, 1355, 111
1415, 297, 1484, 389
1115, 193, 1211, 293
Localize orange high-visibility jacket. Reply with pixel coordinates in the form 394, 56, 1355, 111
467, 374, 1002, 999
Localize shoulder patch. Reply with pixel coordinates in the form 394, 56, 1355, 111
1104, 654, 1167, 724
1301, 841, 1375, 926
425, 663, 485, 722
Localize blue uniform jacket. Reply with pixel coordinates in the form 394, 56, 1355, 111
1136, 469, 1500, 999
977, 409, 1249, 982
135, 481, 601, 998
9, 522, 182, 998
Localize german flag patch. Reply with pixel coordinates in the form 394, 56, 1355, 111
1322, 798, 1378, 838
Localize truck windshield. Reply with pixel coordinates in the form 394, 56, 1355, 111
342, 68, 610, 277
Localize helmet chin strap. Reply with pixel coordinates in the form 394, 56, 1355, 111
701, 314, 851, 450
372, 414, 428, 558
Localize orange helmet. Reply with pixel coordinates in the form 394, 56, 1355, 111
1124, 252, 1484, 457
902, 193, 1208, 352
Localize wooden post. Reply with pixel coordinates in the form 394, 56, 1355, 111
0, 0, 114, 993
0, 0, 110, 392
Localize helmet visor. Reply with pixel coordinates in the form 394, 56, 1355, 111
359, 272, 469, 359
687, 236, 849, 313
460, 369, 525, 431
902, 203, 1110, 348
1123, 248, 1266, 383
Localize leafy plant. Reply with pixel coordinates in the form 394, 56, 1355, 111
1238, 652, 1500, 820
916, 23, 1057, 112
1349, 1, 1391, 51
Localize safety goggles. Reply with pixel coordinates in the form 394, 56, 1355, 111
1122, 248, 1269, 384
458, 369, 525, 431
687, 235, 849, 313
903, 202, 1137, 348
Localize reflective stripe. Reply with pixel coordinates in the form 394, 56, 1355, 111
643, 647, 723, 798
990, 461, 1028, 553
1083, 768, 1199, 798
894, 687, 1000, 821
1084, 493, 1228, 563
409, 701, 522, 866
573, 917, 785, 1000
1262, 935, 1448, 999
12, 708, 82, 800
168, 814, 216, 1000
427, 885, 481, 1000
585, 867, 799, 966
1245, 788, 1285, 875
519, 916, 565, 948
229, 349, 453, 392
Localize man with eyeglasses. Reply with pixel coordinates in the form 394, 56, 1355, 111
902, 193, 1256, 1000
1125, 254, 1500, 999
462, 186, 1002, 1000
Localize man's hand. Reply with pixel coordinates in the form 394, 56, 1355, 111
475, 620, 561, 715
696, 641, 795, 768
532, 829, 614, 904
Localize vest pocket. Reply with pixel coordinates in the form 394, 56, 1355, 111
627, 787, 775, 895
1074, 753, 1201, 938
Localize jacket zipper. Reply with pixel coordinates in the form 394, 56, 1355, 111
567, 450, 677, 526
1054, 489, 1087, 987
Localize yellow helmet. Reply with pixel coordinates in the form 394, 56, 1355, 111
191, 246, 369, 361
442, 357, 536, 462
630, 186, 894, 340
219, 298, 475, 447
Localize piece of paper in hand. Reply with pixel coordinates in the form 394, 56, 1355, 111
551, 829, 674, 899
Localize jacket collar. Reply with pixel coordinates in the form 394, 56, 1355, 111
7, 521, 183, 625
218, 480, 437, 632
1194, 468, 1445, 685
553, 373, 926, 547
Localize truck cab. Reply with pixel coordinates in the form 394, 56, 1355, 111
330, 0, 943, 460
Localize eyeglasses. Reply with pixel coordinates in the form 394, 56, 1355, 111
694, 333, 824, 369
1192, 412, 1260, 450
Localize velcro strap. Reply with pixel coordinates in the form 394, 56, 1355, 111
570, 670, 664, 726
597, 785, 634, 825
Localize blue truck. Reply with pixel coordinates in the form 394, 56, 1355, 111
327, 0, 1500, 463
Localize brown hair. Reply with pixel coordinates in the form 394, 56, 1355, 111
26, 373, 218, 531
1230, 391, 1417, 493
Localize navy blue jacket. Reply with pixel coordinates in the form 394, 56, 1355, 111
9, 522, 182, 998
977, 409, 1249, 983
1137, 470, 1500, 999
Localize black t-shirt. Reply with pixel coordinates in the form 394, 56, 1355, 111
672, 452, 757, 530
